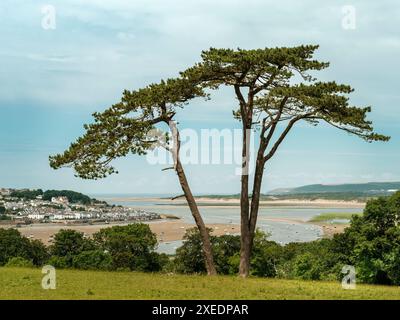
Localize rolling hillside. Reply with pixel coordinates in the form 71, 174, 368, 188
268, 182, 400, 196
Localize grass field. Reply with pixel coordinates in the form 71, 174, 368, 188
1, 267, 400, 300
309, 212, 362, 223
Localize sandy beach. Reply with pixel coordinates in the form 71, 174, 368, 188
5, 220, 240, 245
1, 216, 350, 246
104, 196, 366, 208
313, 222, 349, 237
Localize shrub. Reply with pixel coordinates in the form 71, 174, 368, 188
72, 250, 113, 270
93, 223, 162, 271
0, 229, 32, 265
47, 256, 69, 269
292, 253, 323, 280
5, 257, 34, 268
51, 229, 94, 258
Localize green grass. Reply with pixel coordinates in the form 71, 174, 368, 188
309, 212, 362, 223
1, 267, 400, 300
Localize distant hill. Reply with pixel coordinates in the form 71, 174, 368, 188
268, 182, 400, 196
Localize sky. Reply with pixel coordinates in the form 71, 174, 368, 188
0, 0, 399, 195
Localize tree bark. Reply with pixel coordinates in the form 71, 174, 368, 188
175, 160, 217, 275
249, 146, 267, 237
239, 124, 251, 277
168, 120, 217, 275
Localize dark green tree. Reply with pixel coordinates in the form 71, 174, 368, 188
72, 250, 113, 270
0, 228, 48, 266
26, 239, 49, 266
333, 192, 400, 285
49, 78, 217, 275
93, 223, 163, 271
181, 45, 390, 277
50, 229, 94, 266
174, 227, 214, 274
0, 229, 30, 265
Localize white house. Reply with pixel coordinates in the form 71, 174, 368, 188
27, 214, 46, 220
51, 196, 69, 205
73, 212, 93, 220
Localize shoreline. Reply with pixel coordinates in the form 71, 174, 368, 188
1, 198, 358, 245
3, 220, 241, 245
103, 196, 366, 208
0, 217, 348, 245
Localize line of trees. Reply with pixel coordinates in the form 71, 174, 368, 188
172, 192, 400, 285
41, 190, 92, 205
10, 189, 43, 200
2, 192, 400, 285
9, 189, 94, 205
0, 224, 167, 272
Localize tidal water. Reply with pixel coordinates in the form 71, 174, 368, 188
98, 196, 362, 254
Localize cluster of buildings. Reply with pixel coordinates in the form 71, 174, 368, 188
0, 188, 160, 223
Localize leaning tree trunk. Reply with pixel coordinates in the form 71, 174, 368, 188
248, 152, 267, 254
175, 160, 217, 275
168, 120, 217, 275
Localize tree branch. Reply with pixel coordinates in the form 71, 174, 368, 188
252, 65, 283, 95
171, 194, 185, 200
264, 112, 313, 162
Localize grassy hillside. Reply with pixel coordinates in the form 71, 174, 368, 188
1, 267, 400, 300
269, 182, 400, 195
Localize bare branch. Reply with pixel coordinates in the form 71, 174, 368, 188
261, 96, 288, 147
252, 65, 283, 95
171, 194, 185, 200
264, 112, 314, 162
234, 84, 247, 120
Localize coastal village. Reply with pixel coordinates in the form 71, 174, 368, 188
0, 188, 160, 225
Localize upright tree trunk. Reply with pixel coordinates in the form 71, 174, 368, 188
239, 123, 268, 277
168, 120, 217, 275
239, 125, 251, 277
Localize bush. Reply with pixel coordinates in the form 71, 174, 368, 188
174, 228, 210, 274
5, 257, 34, 268
26, 239, 50, 266
173, 228, 277, 276
213, 235, 241, 274
0, 229, 37, 265
332, 192, 400, 285
72, 250, 113, 270
50, 229, 94, 267
47, 256, 69, 269
93, 223, 162, 272
292, 253, 323, 280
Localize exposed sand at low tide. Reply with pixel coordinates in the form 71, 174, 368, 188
104, 196, 366, 208
1, 217, 348, 246
4, 220, 240, 245
1, 196, 358, 244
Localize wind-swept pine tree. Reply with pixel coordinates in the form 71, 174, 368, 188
50, 78, 217, 275
181, 45, 390, 277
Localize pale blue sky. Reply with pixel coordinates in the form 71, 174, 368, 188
0, 0, 399, 194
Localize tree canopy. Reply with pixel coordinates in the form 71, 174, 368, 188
49, 78, 206, 179
181, 45, 389, 143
